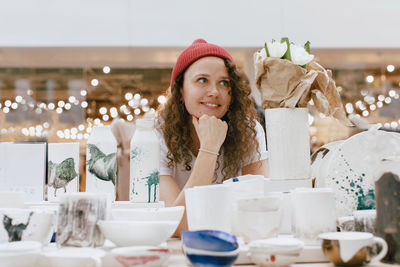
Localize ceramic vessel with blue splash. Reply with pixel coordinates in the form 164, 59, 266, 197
183, 247, 239, 267
182, 230, 238, 252
182, 230, 239, 267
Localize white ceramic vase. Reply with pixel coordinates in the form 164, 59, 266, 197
265, 108, 311, 180
130, 119, 160, 203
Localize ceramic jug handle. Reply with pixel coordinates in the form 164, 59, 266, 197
91, 256, 102, 267
370, 236, 388, 262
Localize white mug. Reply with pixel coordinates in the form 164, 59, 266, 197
185, 184, 232, 232
291, 188, 336, 245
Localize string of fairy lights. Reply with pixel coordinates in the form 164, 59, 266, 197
341, 64, 400, 129
1, 64, 400, 141
0, 66, 167, 140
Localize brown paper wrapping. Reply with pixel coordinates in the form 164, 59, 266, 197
255, 57, 352, 126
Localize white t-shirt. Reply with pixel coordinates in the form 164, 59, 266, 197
158, 120, 268, 189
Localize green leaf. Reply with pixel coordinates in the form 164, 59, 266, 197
280, 37, 291, 61
264, 42, 270, 57
304, 41, 311, 53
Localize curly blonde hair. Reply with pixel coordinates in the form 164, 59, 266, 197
157, 59, 260, 181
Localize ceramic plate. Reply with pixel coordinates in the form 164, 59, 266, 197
311, 140, 343, 187
321, 130, 400, 217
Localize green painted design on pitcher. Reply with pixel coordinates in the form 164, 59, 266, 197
146, 171, 159, 203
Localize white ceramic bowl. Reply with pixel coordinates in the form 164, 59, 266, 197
98, 220, 179, 246
42, 247, 105, 267
111, 206, 184, 222
111, 201, 165, 209
249, 238, 304, 267
112, 246, 170, 267
0, 241, 41, 267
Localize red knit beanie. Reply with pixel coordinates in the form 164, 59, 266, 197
170, 39, 234, 86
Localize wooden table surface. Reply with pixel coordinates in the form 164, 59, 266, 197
166, 239, 399, 267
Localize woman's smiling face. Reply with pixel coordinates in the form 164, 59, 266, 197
181, 56, 231, 119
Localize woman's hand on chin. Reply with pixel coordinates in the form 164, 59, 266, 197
192, 114, 228, 153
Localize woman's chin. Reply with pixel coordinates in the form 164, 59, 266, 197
199, 113, 223, 119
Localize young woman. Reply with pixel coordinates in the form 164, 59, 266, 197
157, 39, 268, 234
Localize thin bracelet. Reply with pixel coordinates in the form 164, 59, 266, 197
198, 148, 219, 156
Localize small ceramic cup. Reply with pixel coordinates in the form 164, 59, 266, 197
236, 193, 283, 243
56, 193, 109, 247
319, 232, 388, 266
338, 210, 377, 234
291, 188, 336, 245
353, 210, 376, 234
0, 208, 55, 244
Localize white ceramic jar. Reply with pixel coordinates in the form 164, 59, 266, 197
130, 118, 160, 203
265, 108, 311, 180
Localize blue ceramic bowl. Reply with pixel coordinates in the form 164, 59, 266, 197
183, 246, 239, 267
181, 230, 238, 252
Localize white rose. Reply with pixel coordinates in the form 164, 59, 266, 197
290, 44, 314, 65
266, 41, 288, 58
254, 48, 267, 64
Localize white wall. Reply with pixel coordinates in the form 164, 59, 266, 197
1, 0, 399, 48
